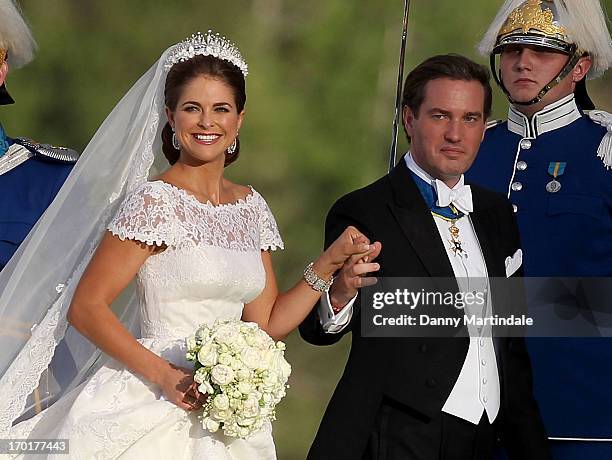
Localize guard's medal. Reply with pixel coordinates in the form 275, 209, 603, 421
546, 162, 566, 193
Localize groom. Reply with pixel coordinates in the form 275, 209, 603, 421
299, 54, 550, 459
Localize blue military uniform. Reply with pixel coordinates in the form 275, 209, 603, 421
466, 94, 612, 453
0, 123, 78, 270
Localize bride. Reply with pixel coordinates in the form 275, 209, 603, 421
0, 32, 380, 459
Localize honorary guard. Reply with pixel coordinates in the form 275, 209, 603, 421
467, 1, 612, 457
0, 0, 78, 271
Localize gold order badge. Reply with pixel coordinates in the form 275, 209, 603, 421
499, 0, 567, 39
431, 205, 468, 258
448, 220, 465, 257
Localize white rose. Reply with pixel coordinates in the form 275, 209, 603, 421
210, 408, 232, 422
203, 417, 220, 433
241, 347, 263, 370
244, 334, 259, 348
230, 357, 244, 371
242, 394, 260, 418
197, 341, 218, 367
262, 374, 279, 391
195, 326, 211, 342
214, 324, 240, 346
210, 364, 235, 386
232, 334, 248, 351
237, 381, 253, 395
264, 349, 292, 382
212, 393, 230, 411
236, 368, 250, 381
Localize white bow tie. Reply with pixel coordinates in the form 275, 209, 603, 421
434, 179, 473, 214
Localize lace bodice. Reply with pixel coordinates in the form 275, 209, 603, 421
107, 181, 283, 342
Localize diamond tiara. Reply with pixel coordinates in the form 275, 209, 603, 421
164, 30, 248, 77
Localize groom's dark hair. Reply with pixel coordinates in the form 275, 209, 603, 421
402, 54, 492, 120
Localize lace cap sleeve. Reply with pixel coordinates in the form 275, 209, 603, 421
107, 182, 178, 247
255, 191, 284, 251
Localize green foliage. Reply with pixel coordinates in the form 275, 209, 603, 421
2, 1, 610, 458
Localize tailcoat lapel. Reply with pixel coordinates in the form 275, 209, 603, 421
387, 160, 455, 279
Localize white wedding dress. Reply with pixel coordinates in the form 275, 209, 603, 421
7, 180, 284, 459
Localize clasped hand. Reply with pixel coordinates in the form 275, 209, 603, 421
320, 226, 382, 312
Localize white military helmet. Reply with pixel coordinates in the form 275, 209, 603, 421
479, 0, 612, 109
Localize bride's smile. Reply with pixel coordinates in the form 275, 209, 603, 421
167, 75, 244, 166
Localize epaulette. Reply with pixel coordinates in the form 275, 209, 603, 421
586, 110, 612, 170
12, 137, 79, 163
486, 119, 504, 130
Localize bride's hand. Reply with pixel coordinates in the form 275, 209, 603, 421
312, 226, 380, 279
312, 226, 383, 312
328, 235, 382, 310
156, 362, 207, 411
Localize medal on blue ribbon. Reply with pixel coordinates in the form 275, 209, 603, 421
546, 161, 566, 193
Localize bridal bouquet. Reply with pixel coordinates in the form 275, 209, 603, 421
185, 318, 291, 438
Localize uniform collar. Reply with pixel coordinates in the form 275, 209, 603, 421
0, 123, 12, 157
507, 93, 582, 138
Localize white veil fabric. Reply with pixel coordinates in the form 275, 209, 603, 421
0, 44, 174, 435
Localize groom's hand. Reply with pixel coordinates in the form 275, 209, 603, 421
313, 226, 377, 279
330, 236, 381, 312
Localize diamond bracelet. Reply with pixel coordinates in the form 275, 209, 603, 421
303, 262, 333, 292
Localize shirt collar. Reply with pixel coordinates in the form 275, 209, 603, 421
507, 93, 582, 138
403, 152, 465, 190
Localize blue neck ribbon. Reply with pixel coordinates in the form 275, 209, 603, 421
409, 170, 463, 220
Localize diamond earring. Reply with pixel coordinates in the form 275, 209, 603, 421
226, 137, 237, 155
172, 131, 180, 150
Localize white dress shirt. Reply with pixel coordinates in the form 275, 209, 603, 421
318, 152, 500, 424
